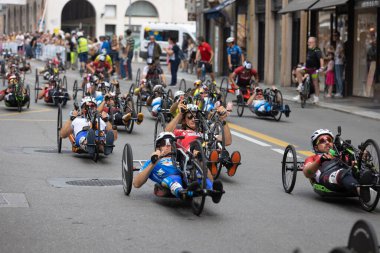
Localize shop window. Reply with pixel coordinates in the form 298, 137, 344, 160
105, 24, 116, 36
317, 10, 334, 57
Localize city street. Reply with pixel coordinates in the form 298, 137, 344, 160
1, 60, 380, 253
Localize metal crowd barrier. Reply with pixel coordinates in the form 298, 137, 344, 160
1, 42, 67, 64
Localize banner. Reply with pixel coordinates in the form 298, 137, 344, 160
0, 0, 26, 4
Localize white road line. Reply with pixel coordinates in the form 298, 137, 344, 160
231, 130, 271, 147
271, 148, 284, 155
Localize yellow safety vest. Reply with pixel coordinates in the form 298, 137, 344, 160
77, 37, 88, 54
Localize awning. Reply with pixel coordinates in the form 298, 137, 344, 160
278, 0, 319, 14
309, 0, 349, 10
204, 0, 236, 19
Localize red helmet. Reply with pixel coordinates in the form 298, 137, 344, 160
52, 58, 59, 66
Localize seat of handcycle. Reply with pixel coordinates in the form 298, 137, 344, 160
312, 183, 357, 198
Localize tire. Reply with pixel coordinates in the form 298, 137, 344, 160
189, 140, 207, 216
179, 79, 186, 91
34, 78, 39, 103
73, 80, 78, 102
301, 78, 310, 108
282, 145, 298, 193
2, 75, 5, 87
136, 95, 142, 114
62, 75, 67, 90
26, 85, 30, 109
124, 95, 135, 134
93, 113, 101, 163
57, 103, 63, 153
208, 121, 225, 180
272, 90, 283, 121
35, 68, 38, 84
167, 89, 173, 100
154, 113, 166, 147
129, 83, 135, 95
358, 139, 380, 212
122, 143, 134, 196
135, 68, 141, 86
348, 220, 379, 253
237, 96, 245, 117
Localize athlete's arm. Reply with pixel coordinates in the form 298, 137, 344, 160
133, 150, 160, 188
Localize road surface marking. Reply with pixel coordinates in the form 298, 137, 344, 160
231, 130, 271, 147
228, 122, 291, 148
271, 148, 285, 155
0, 108, 52, 117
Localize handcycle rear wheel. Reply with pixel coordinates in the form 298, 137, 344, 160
272, 90, 283, 121
358, 139, 380, 212
92, 113, 101, 162
179, 79, 186, 91
282, 145, 298, 193
73, 80, 78, 102
57, 103, 63, 153
135, 68, 141, 86
301, 78, 310, 108
219, 77, 228, 106
136, 94, 142, 114
208, 120, 226, 180
154, 113, 166, 146
124, 94, 135, 134
62, 75, 68, 90
189, 140, 207, 216
34, 76, 40, 103
128, 83, 135, 95
348, 220, 379, 253
236, 95, 245, 117
122, 143, 134, 196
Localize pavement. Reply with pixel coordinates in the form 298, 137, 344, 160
154, 64, 380, 121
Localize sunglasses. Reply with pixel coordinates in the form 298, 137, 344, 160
158, 138, 172, 147
186, 114, 195, 120
317, 136, 333, 145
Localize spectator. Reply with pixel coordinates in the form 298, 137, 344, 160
188, 38, 196, 74
165, 37, 181, 86
325, 52, 335, 98
118, 34, 127, 80
333, 31, 345, 98
77, 31, 89, 73
125, 29, 135, 80
100, 35, 111, 55
196, 36, 215, 81
147, 35, 162, 65
110, 34, 120, 78
16, 31, 24, 55
181, 34, 189, 73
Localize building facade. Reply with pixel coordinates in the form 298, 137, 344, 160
197, 0, 379, 100
2, 0, 194, 37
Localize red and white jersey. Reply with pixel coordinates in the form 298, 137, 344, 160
173, 129, 202, 150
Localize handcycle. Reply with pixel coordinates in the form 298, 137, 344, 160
57, 103, 114, 162
34, 74, 69, 106
121, 138, 224, 216
246, 88, 286, 121
3, 80, 30, 112
107, 93, 138, 134
281, 126, 380, 211
152, 85, 174, 143
135, 78, 167, 114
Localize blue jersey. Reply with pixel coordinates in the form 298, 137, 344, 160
227, 45, 242, 65
141, 157, 181, 184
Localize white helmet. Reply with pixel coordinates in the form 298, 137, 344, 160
155, 132, 175, 148
99, 55, 105, 62
174, 90, 185, 100
226, 37, 234, 43
77, 31, 83, 37
311, 129, 334, 149
80, 96, 96, 107
147, 58, 153, 65
43, 72, 51, 80
243, 61, 252, 70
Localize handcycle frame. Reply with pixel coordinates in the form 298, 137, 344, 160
153, 85, 174, 144
121, 139, 223, 216
108, 93, 137, 133
281, 126, 380, 212
4, 81, 30, 112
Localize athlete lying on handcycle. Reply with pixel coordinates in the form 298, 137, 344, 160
60, 96, 117, 155
247, 87, 290, 117
133, 132, 224, 203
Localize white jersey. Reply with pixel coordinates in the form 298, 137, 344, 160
71, 117, 106, 137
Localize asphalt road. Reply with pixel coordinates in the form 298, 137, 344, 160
0, 60, 379, 253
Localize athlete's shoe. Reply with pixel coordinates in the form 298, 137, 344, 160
284, 105, 291, 117
360, 170, 375, 203
296, 84, 303, 92
137, 113, 144, 125
227, 151, 241, 177
208, 150, 219, 177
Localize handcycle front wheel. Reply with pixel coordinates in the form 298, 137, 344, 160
26, 85, 30, 109
122, 143, 134, 196
205, 120, 225, 180
57, 103, 63, 153
179, 79, 186, 91
124, 94, 135, 134
282, 145, 298, 193
135, 68, 141, 86
154, 113, 166, 147
272, 90, 283, 121
358, 139, 380, 212
34, 78, 40, 103
189, 140, 207, 216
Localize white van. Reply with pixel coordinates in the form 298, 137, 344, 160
139, 23, 196, 62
